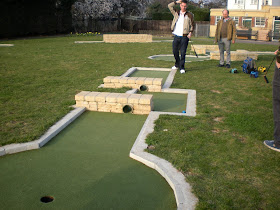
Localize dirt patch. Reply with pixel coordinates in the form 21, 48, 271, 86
211, 90, 222, 94
213, 117, 224, 122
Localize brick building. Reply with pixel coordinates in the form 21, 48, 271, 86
209, 0, 280, 41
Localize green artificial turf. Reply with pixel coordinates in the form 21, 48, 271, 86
129, 70, 170, 84
0, 112, 176, 209
140, 91, 187, 113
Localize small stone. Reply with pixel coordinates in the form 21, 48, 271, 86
147, 145, 155, 151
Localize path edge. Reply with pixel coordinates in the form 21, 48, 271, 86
129, 111, 198, 210
0, 107, 86, 157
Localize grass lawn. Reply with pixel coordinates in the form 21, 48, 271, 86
1, 35, 279, 208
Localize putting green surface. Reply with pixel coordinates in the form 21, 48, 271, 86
151, 55, 210, 62
141, 92, 187, 113
129, 70, 170, 84
0, 112, 176, 209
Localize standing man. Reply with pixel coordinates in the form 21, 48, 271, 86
215, 9, 236, 68
264, 46, 280, 152
168, 0, 194, 74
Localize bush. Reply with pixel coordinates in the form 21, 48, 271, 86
152, 12, 173, 20
192, 10, 210, 21
147, 2, 209, 21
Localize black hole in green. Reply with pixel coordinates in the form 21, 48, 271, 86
140, 85, 148, 91
40, 196, 54, 203
123, 105, 132, 113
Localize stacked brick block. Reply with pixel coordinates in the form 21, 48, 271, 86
75, 91, 154, 115
103, 34, 153, 43
191, 45, 219, 54
257, 30, 270, 41
103, 76, 162, 92
210, 50, 258, 61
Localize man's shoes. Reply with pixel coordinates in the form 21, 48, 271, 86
180, 69, 185, 74
172, 66, 178, 70
225, 64, 231, 68
217, 64, 224, 67
264, 140, 280, 152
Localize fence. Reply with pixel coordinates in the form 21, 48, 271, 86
194, 23, 210, 37
123, 20, 210, 37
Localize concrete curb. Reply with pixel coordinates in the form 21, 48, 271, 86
136, 67, 171, 71
0, 44, 14, 47
0, 107, 86, 157
74, 41, 104, 44
162, 69, 177, 89
129, 112, 198, 210
126, 67, 198, 209
121, 67, 137, 77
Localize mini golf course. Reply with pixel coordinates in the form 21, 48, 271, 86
0, 66, 196, 209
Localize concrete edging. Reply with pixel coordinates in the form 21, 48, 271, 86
0, 107, 86, 157
129, 111, 198, 210
0, 44, 14, 47
74, 41, 104, 44
125, 67, 198, 209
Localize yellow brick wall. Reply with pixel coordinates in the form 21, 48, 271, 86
103, 34, 153, 43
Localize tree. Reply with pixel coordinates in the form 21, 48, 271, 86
71, 0, 152, 20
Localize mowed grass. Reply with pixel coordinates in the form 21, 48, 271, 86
1, 36, 279, 208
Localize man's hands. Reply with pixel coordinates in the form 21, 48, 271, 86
187, 32, 192, 39
232, 40, 235, 44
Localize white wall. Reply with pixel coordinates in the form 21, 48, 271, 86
272, 0, 280, 6
227, 0, 262, 10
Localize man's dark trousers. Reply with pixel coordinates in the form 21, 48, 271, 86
273, 64, 280, 147
172, 35, 189, 70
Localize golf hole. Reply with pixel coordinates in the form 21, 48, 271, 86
140, 85, 148, 91
123, 105, 133, 113
40, 196, 54, 203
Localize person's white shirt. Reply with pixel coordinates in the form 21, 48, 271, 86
172, 11, 185, 36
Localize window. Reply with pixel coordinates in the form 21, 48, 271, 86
265, 0, 269, 5
235, 0, 244, 4
251, 0, 258, 4
243, 17, 252, 29
215, 16, 222, 25
255, 17, 265, 27
232, 16, 239, 26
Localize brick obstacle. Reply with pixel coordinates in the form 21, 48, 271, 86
190, 45, 258, 61
103, 76, 163, 92
210, 49, 258, 61
75, 91, 154, 115
103, 34, 153, 43
191, 45, 219, 54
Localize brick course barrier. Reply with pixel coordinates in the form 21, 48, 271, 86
75, 91, 154, 115
191, 45, 219, 54
210, 50, 258, 61
103, 76, 162, 92
103, 34, 153, 43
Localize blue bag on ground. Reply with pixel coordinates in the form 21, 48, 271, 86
242, 57, 256, 74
